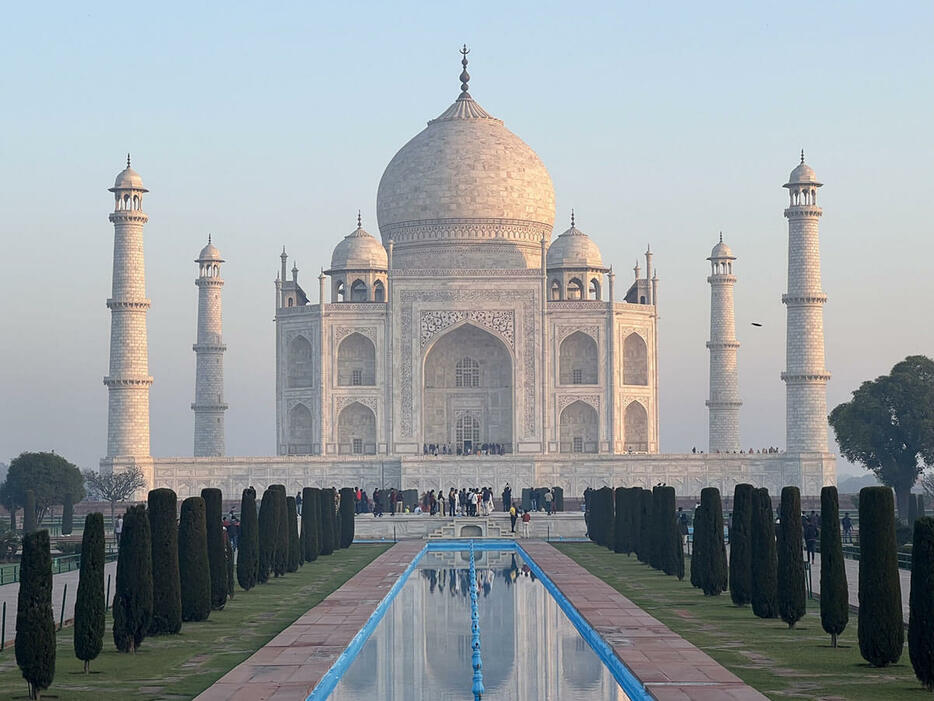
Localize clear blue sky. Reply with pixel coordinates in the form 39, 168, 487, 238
1, 1, 931, 476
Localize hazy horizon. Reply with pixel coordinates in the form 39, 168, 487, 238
1, 2, 931, 479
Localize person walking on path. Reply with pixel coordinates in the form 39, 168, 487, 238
389, 488, 398, 517
502, 484, 512, 512
842, 512, 853, 544
509, 504, 519, 533
114, 514, 123, 546
804, 514, 819, 563
295, 491, 302, 516
521, 510, 531, 538
544, 489, 553, 516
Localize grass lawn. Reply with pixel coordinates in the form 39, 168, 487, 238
555, 543, 922, 701
0, 544, 388, 700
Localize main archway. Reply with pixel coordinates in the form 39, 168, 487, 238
422, 324, 513, 454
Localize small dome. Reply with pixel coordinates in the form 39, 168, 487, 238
330, 223, 388, 271
709, 235, 734, 260
110, 162, 148, 192
785, 152, 821, 187
197, 237, 223, 262
546, 221, 604, 269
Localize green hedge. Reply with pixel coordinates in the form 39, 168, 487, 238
729, 484, 753, 607
178, 497, 211, 622
112, 504, 153, 653
820, 486, 848, 646
147, 488, 181, 634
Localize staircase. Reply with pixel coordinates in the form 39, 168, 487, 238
428, 517, 516, 539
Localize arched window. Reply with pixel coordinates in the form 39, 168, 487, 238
623, 333, 648, 385
559, 400, 598, 453
338, 401, 376, 455
336, 280, 345, 302
350, 280, 367, 302
455, 413, 480, 453
567, 278, 584, 300
337, 333, 376, 386
589, 278, 601, 300
287, 297, 294, 307
624, 401, 648, 452
551, 280, 562, 300
373, 280, 385, 302
559, 331, 598, 385
287, 336, 314, 388
288, 403, 313, 451
455, 356, 480, 388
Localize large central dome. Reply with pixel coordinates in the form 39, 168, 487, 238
376, 58, 555, 269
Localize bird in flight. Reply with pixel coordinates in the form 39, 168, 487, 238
751, 322, 763, 327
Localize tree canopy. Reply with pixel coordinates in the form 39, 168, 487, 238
84, 466, 147, 527
829, 355, 934, 519
1, 452, 85, 526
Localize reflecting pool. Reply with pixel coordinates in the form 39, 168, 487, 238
327, 548, 629, 700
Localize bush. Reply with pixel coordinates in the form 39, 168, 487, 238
112, 504, 153, 653
147, 488, 181, 635
637, 488, 653, 564
74, 513, 105, 673
820, 486, 848, 646
751, 488, 778, 619
236, 487, 258, 591
178, 497, 211, 622
319, 489, 336, 556
614, 488, 628, 554
61, 494, 73, 536
777, 486, 806, 628
695, 488, 727, 596
286, 497, 300, 572
272, 486, 288, 577
909, 517, 934, 689
257, 487, 278, 582
302, 487, 320, 562
24, 490, 36, 533
729, 484, 753, 607
201, 488, 228, 609
858, 486, 903, 666
339, 488, 355, 549
16, 529, 55, 698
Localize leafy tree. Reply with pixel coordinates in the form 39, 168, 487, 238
16, 529, 55, 699
830, 355, 934, 520
61, 494, 73, 536
201, 488, 228, 609
301, 487, 319, 563
83, 465, 147, 534
178, 497, 211, 622
286, 496, 300, 572
729, 484, 754, 606
820, 486, 848, 647
319, 489, 336, 556
236, 487, 258, 590
147, 489, 181, 635
24, 490, 37, 533
909, 517, 934, 689
777, 486, 806, 628
339, 487, 355, 549
1, 452, 85, 528
112, 504, 153, 653
751, 488, 778, 619
637, 488, 653, 564
74, 513, 105, 672
858, 486, 904, 666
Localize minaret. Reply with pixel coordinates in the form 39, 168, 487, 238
192, 236, 228, 456
706, 233, 741, 452
782, 152, 830, 453
103, 155, 153, 483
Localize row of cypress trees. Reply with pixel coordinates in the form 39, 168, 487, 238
15, 483, 356, 698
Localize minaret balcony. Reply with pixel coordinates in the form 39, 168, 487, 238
192, 342, 227, 353
706, 340, 740, 350
104, 375, 153, 387
781, 293, 828, 305
783, 206, 822, 218
781, 371, 831, 382
191, 402, 229, 411
108, 211, 149, 224
107, 298, 151, 310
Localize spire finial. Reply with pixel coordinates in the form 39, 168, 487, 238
570, 209, 575, 228
459, 44, 471, 95
126, 153, 131, 168
357, 210, 362, 229
719, 231, 723, 243
800, 149, 805, 164
208, 233, 212, 244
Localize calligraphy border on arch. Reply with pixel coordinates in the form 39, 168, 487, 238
419, 310, 515, 349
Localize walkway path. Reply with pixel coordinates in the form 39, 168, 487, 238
0, 561, 119, 646
807, 550, 910, 623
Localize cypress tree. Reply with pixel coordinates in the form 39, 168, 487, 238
909, 517, 934, 690
909, 494, 919, 524
598, 486, 615, 550
112, 504, 153, 653
777, 486, 806, 628
654, 487, 682, 578
629, 488, 642, 557
751, 487, 778, 619
286, 496, 300, 572
858, 486, 903, 666
302, 487, 320, 562
919, 494, 926, 518
178, 497, 211, 622
201, 488, 228, 609
319, 488, 336, 556
225, 535, 235, 599
637, 488, 653, 564
257, 487, 277, 582
339, 487, 355, 548
16, 529, 55, 699
690, 499, 707, 589
729, 484, 754, 607
820, 486, 848, 647
74, 513, 105, 673
24, 489, 36, 533
236, 487, 258, 590
147, 488, 181, 635
61, 494, 74, 536
614, 488, 628, 554
272, 486, 289, 576
700, 487, 728, 595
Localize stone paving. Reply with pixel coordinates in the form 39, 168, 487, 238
807, 549, 910, 623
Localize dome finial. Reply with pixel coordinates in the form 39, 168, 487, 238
357, 210, 362, 229
800, 149, 805, 164
459, 44, 471, 95
208, 233, 212, 244
719, 231, 723, 243
127, 153, 131, 168
570, 209, 575, 228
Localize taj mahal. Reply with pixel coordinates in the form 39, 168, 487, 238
101, 49, 835, 498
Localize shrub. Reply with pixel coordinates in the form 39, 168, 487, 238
201, 488, 228, 609
286, 497, 300, 572
654, 487, 682, 578
751, 488, 778, 619
271, 486, 288, 577
61, 494, 74, 536
236, 487, 258, 591
858, 486, 903, 666
257, 487, 278, 582
319, 489, 336, 556
637, 488, 653, 564
614, 488, 628, 554
178, 497, 211, 622
24, 490, 36, 533
729, 484, 753, 606
74, 513, 105, 673
909, 517, 934, 689
112, 504, 153, 653
820, 486, 848, 646
147, 488, 181, 635
16, 529, 55, 698
777, 486, 806, 628
697, 488, 728, 596
339, 488, 355, 549
302, 487, 320, 562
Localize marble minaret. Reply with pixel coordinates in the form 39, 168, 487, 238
707, 234, 741, 452
102, 156, 153, 482
782, 152, 830, 453
192, 236, 227, 456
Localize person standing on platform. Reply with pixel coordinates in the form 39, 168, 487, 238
521, 510, 531, 538
509, 504, 519, 533
502, 484, 512, 512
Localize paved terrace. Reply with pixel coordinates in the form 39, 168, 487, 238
198, 540, 766, 701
